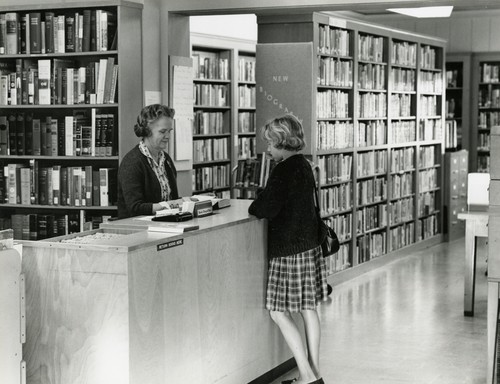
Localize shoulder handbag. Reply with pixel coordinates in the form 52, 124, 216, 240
314, 184, 340, 257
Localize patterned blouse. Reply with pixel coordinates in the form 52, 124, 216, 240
139, 140, 171, 201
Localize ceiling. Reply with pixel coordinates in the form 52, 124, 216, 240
354, 1, 500, 16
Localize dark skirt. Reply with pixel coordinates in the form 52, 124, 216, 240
266, 246, 328, 312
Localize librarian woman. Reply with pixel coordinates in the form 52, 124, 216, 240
117, 104, 179, 219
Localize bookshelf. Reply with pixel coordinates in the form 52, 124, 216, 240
0, 1, 142, 240
191, 34, 256, 199
445, 53, 471, 152
256, 13, 445, 276
471, 52, 500, 173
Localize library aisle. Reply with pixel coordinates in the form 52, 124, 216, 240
272, 238, 487, 384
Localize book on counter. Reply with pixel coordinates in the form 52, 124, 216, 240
146, 222, 199, 234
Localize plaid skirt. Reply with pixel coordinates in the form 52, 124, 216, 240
266, 246, 328, 312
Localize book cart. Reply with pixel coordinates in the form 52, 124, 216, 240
256, 13, 446, 279
0, 1, 142, 239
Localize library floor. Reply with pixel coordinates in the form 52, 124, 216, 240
270, 237, 488, 384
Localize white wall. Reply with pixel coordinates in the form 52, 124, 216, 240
190, 14, 257, 42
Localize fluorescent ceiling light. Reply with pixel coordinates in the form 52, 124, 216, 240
387, 6, 453, 18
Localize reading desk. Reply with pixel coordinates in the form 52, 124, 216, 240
20, 200, 292, 384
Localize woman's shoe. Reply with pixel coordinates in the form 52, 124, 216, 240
281, 379, 297, 384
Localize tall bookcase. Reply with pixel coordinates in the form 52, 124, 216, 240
471, 52, 500, 173
445, 53, 471, 152
190, 33, 256, 198
0, 1, 142, 240
256, 13, 445, 276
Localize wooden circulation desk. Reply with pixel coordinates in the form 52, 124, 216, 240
21, 200, 292, 384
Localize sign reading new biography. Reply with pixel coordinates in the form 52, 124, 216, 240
256, 42, 315, 154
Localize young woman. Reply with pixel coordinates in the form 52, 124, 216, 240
248, 114, 328, 384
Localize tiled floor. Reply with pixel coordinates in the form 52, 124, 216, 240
270, 237, 488, 384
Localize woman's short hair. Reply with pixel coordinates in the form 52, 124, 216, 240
134, 104, 175, 137
262, 114, 306, 151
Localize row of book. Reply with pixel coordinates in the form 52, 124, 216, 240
479, 86, 500, 108
391, 68, 416, 91
391, 41, 417, 67
194, 83, 229, 107
318, 58, 353, 87
389, 121, 416, 143
419, 146, 437, 167
237, 137, 256, 159
316, 121, 354, 150
318, 184, 352, 215
418, 169, 438, 192
481, 63, 500, 83
420, 46, 439, 70
356, 203, 387, 233
317, 154, 352, 185
358, 121, 386, 147
192, 164, 230, 192
357, 93, 387, 118
237, 111, 256, 133
1, 163, 116, 207
324, 244, 350, 274
237, 85, 255, 108
192, 138, 229, 163
389, 197, 414, 225
419, 191, 437, 217
478, 155, 489, 173
192, 52, 229, 81
357, 231, 386, 262
323, 213, 352, 242
358, 63, 385, 90
420, 119, 443, 141
391, 147, 415, 172
419, 72, 443, 93
444, 120, 459, 149
420, 95, 439, 116
358, 34, 384, 63
389, 222, 415, 252
357, 178, 387, 206
391, 173, 414, 198
0, 57, 118, 105
0, 9, 115, 55
417, 214, 439, 241
357, 150, 387, 177
0, 111, 116, 157
193, 111, 227, 135
238, 57, 256, 83
317, 25, 351, 57
316, 90, 349, 119
478, 133, 490, 150
5, 211, 110, 240
478, 111, 500, 128
390, 94, 413, 117
233, 152, 276, 189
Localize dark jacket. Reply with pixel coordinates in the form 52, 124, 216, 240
248, 154, 321, 258
117, 144, 179, 218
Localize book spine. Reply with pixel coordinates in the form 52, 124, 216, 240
24, 112, 33, 155
0, 14, 6, 55
44, 12, 54, 54
29, 12, 42, 54
32, 118, 41, 156
38, 59, 51, 105
16, 112, 24, 155
0, 115, 8, 155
